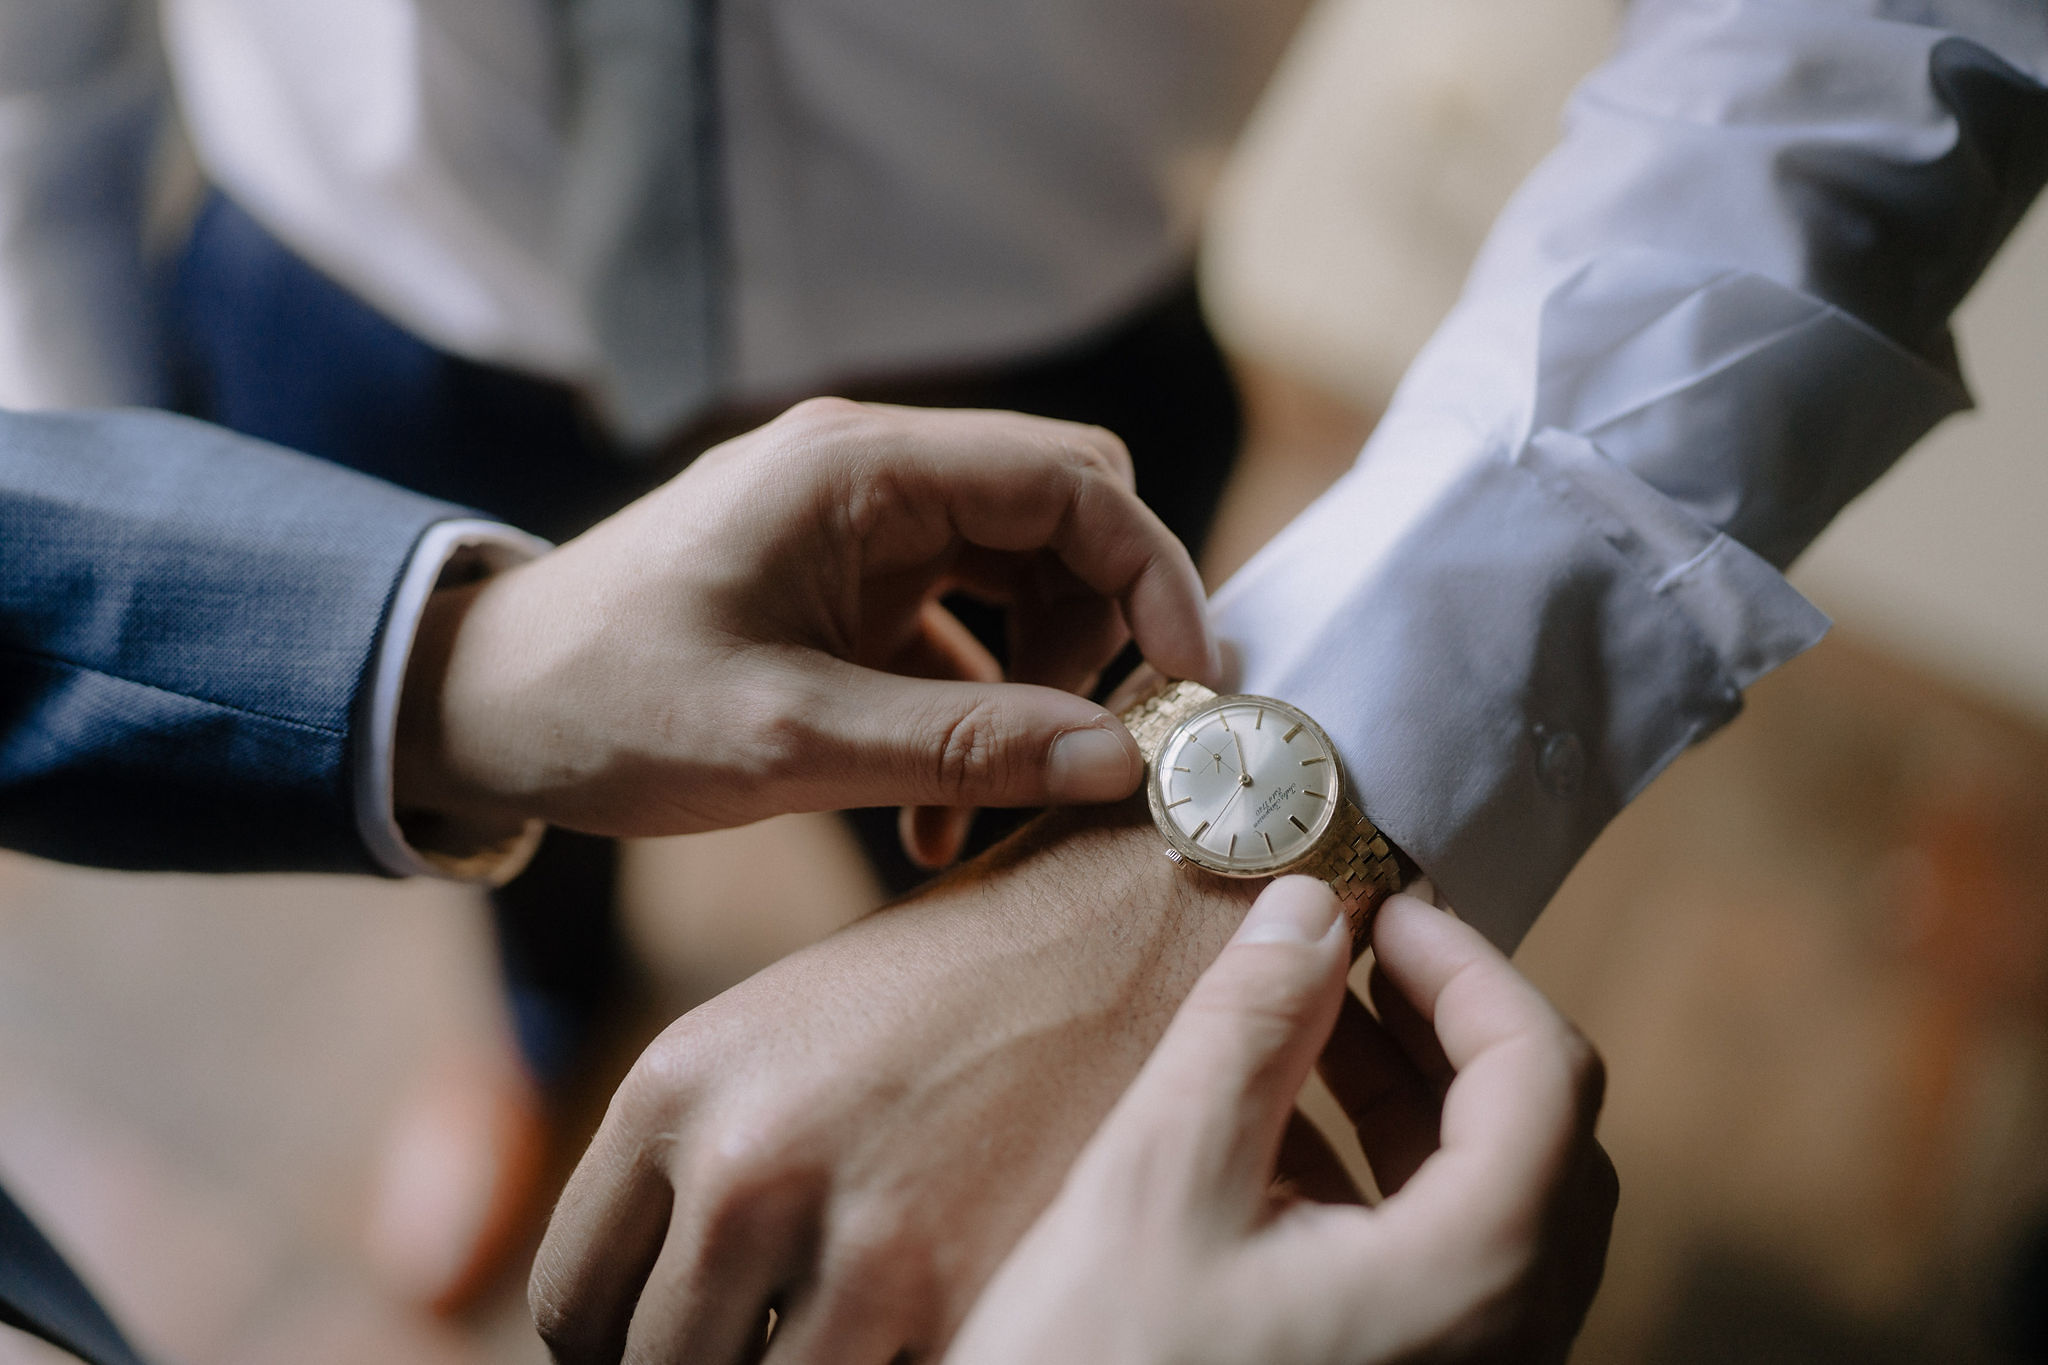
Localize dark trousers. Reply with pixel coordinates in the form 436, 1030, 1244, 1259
165, 193, 1243, 1077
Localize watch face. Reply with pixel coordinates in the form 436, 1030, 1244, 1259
1150, 694, 1341, 876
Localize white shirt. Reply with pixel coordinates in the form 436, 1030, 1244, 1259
1216, 0, 2046, 944
3, 0, 2043, 944
353, 518, 549, 882
0, 0, 1302, 421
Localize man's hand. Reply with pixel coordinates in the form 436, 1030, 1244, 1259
393, 399, 1218, 855
945, 880, 1617, 1365
529, 802, 1259, 1363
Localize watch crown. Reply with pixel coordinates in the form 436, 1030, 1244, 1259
1163, 848, 1185, 865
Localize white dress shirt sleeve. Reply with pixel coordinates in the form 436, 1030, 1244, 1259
1212, 0, 2048, 949
354, 518, 552, 883
0, 0, 165, 409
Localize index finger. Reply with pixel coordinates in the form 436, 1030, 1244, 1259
825, 402, 1221, 687
1365, 896, 1604, 1250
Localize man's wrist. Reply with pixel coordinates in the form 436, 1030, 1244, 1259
391, 578, 543, 875
955, 795, 1264, 1006
372, 525, 549, 884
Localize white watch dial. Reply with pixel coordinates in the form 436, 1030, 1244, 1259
1152, 696, 1341, 875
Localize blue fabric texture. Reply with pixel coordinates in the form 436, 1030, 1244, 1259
0, 1183, 152, 1365
0, 407, 468, 873
167, 194, 629, 542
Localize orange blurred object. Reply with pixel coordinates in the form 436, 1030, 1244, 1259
362, 1046, 548, 1316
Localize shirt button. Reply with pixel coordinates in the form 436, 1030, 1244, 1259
1534, 726, 1585, 799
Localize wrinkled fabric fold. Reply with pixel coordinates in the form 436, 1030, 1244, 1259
0, 408, 469, 874
1215, 0, 2047, 949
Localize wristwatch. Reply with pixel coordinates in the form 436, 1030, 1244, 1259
1119, 677, 1410, 941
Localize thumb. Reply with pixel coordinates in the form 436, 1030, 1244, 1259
1090, 878, 1350, 1220
796, 661, 1146, 811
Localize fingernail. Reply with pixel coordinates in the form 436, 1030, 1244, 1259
1233, 876, 1341, 946
1046, 725, 1138, 802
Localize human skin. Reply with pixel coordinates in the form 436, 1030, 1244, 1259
476, 397, 1608, 1363
530, 798, 1254, 1363
945, 881, 1617, 1365
393, 398, 1220, 860
530, 824, 1615, 1364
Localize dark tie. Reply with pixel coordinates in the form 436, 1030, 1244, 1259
0, 1184, 152, 1365
557, 0, 730, 445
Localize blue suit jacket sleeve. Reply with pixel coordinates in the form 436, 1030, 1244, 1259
0, 407, 475, 874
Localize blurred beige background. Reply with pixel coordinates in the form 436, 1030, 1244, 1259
3, 2, 2046, 1362
1204, 0, 2048, 726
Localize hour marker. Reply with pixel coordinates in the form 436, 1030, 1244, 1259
1219, 713, 1231, 731
1301, 756, 1327, 766
1262, 831, 1275, 854
1255, 708, 1265, 730
1191, 821, 1211, 841
1167, 797, 1191, 809
1228, 834, 1238, 857
1282, 723, 1302, 743
1305, 789, 1326, 800
1172, 765, 1191, 773
1288, 814, 1309, 834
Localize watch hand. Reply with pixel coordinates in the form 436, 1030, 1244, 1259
1231, 731, 1250, 786
1208, 778, 1249, 834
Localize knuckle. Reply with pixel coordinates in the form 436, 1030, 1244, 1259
622, 1019, 706, 1103
828, 1204, 936, 1307
1052, 439, 1134, 523
932, 697, 1026, 800
1066, 423, 1133, 480
747, 705, 816, 792
840, 457, 919, 544
769, 396, 883, 518
609, 1022, 720, 1143
666, 1111, 820, 1262
718, 667, 821, 794
780, 394, 866, 431
694, 1146, 795, 1249
835, 1206, 910, 1271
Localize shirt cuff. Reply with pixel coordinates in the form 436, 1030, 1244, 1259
1210, 407, 1831, 953
354, 518, 553, 884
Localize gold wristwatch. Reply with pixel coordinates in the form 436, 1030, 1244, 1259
1120, 678, 1409, 941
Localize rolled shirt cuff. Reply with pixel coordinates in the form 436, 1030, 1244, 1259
354, 518, 552, 884
1210, 403, 1832, 952
1215, 0, 2027, 950
1208, 172, 1974, 952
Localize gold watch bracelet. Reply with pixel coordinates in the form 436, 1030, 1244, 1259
1119, 676, 1412, 945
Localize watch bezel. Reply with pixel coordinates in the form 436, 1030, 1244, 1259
1145, 692, 1343, 878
